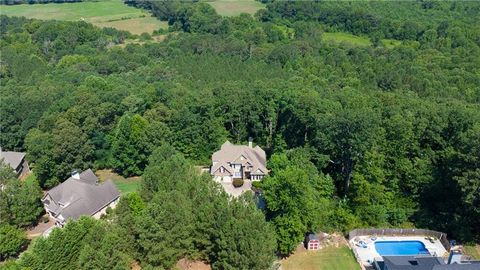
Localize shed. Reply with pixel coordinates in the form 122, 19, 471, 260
306, 233, 320, 250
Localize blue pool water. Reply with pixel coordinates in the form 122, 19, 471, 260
374, 241, 429, 256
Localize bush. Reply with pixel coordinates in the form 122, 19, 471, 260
251, 180, 262, 190
232, 178, 244, 188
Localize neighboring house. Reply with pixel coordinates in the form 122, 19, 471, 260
0, 148, 30, 178
42, 169, 120, 227
210, 140, 268, 182
306, 234, 320, 250
374, 252, 480, 270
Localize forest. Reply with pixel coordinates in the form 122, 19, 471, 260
0, 0, 479, 269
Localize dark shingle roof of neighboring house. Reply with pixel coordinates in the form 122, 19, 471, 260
0, 151, 25, 170
383, 256, 444, 270
382, 256, 479, 270
433, 264, 480, 270
43, 169, 120, 220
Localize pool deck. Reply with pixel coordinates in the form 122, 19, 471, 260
350, 235, 447, 267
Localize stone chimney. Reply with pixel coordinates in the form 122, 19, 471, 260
248, 137, 253, 148
71, 170, 80, 180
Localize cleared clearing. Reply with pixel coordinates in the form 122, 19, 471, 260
323, 32, 372, 46
96, 169, 141, 194
323, 31, 402, 48
206, 0, 265, 17
0, 0, 167, 34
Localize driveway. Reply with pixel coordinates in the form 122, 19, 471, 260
221, 180, 252, 197
26, 215, 56, 239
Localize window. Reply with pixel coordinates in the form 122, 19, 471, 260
235, 172, 241, 177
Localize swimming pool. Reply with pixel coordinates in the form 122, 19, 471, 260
375, 240, 430, 256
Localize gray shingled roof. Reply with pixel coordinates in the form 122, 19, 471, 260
43, 169, 120, 220
381, 255, 478, 270
211, 141, 267, 175
0, 151, 25, 170
383, 256, 445, 270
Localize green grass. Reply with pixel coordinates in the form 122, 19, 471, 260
24, 173, 37, 185
323, 32, 372, 47
282, 245, 360, 270
464, 244, 480, 260
0, 0, 167, 34
383, 38, 403, 48
323, 32, 402, 48
205, 0, 265, 17
96, 169, 141, 194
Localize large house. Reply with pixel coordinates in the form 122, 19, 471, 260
211, 140, 268, 182
42, 169, 120, 227
374, 251, 480, 270
0, 148, 30, 177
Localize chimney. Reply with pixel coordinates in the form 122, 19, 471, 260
248, 137, 253, 148
448, 250, 462, 264
71, 170, 80, 180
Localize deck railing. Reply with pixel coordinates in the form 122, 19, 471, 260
348, 228, 451, 251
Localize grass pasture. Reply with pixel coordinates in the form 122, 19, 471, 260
0, 0, 167, 34
322, 32, 372, 47
96, 169, 141, 194
282, 245, 360, 270
206, 0, 265, 17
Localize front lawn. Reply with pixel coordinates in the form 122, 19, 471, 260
282, 245, 360, 270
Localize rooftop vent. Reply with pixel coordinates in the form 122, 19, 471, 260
71, 170, 80, 180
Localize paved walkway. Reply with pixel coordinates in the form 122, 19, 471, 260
220, 180, 252, 197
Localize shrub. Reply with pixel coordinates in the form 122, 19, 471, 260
251, 180, 262, 190
232, 178, 244, 188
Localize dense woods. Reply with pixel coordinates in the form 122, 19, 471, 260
0, 0, 479, 267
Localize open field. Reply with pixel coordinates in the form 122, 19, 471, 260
323, 32, 372, 46
0, 0, 167, 34
282, 245, 361, 270
323, 32, 402, 48
206, 0, 265, 17
96, 169, 141, 194
464, 244, 480, 260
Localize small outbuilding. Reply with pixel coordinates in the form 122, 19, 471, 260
306, 233, 320, 250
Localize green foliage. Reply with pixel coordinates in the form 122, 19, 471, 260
136, 144, 276, 269
212, 194, 276, 270
111, 114, 150, 176
263, 150, 336, 255
19, 217, 134, 270
0, 162, 43, 228
0, 224, 27, 261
